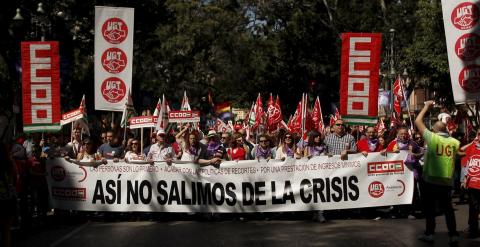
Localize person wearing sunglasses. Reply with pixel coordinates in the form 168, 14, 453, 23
252, 134, 275, 161
356, 126, 383, 157
304, 131, 327, 158
124, 138, 148, 163
275, 132, 299, 160
324, 119, 356, 160
76, 138, 102, 163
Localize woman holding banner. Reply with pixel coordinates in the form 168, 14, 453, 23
77, 138, 103, 163
124, 139, 149, 163
303, 131, 327, 223
275, 132, 299, 160
251, 134, 275, 161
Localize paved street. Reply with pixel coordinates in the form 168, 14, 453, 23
12, 202, 480, 247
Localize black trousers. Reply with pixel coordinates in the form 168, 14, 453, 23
468, 188, 480, 234
421, 181, 458, 236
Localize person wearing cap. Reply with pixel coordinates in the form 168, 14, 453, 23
206, 129, 225, 160
416, 100, 460, 244
147, 129, 174, 165
181, 130, 221, 166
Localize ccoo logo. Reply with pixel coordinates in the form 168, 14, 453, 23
368, 181, 385, 198
102, 17, 128, 44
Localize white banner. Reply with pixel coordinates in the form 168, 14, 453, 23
442, 1, 480, 104
46, 152, 413, 212
94, 6, 134, 111
129, 116, 157, 129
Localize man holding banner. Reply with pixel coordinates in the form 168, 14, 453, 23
415, 100, 460, 244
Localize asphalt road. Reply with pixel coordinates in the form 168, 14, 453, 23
13, 204, 480, 247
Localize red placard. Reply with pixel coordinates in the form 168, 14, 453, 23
21, 41, 61, 132
339, 33, 381, 125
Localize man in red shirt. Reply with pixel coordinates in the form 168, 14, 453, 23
460, 129, 480, 238
356, 126, 383, 156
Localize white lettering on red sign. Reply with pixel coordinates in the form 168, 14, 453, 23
30, 44, 53, 123
346, 37, 372, 116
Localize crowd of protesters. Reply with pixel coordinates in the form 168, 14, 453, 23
2, 100, 480, 246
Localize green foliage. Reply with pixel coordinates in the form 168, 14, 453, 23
0, 0, 458, 116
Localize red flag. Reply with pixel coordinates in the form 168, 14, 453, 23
329, 115, 336, 127
393, 77, 403, 116
312, 96, 325, 133
253, 93, 264, 130
267, 94, 283, 132
290, 101, 302, 134
376, 118, 386, 136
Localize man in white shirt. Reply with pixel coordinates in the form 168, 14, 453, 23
147, 129, 174, 164
66, 128, 82, 158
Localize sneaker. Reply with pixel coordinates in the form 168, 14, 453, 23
407, 215, 416, 220
449, 235, 459, 244
373, 217, 382, 221
418, 234, 434, 243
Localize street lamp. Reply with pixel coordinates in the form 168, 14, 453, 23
388, 28, 396, 115
31, 3, 52, 41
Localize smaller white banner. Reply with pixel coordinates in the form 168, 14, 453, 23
129, 116, 157, 129
61, 109, 84, 126
168, 110, 200, 123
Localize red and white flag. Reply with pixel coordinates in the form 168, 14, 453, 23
253, 93, 265, 130
21, 41, 61, 132
312, 96, 325, 133
181, 90, 191, 111
154, 94, 169, 131
267, 94, 283, 132
376, 118, 386, 136
392, 76, 403, 116
153, 98, 161, 117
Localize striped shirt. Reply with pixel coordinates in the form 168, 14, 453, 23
324, 133, 357, 155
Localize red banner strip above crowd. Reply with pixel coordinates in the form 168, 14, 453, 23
21, 41, 61, 133
339, 33, 381, 126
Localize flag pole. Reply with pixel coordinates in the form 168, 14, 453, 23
400, 78, 414, 131
141, 128, 144, 154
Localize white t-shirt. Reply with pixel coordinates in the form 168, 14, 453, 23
124, 151, 146, 162
147, 144, 174, 161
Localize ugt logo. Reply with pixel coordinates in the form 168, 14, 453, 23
101, 77, 126, 103
459, 65, 480, 93
101, 47, 127, 74
102, 17, 128, 44
451, 2, 479, 30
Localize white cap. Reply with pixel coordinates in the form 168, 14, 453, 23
156, 128, 166, 136
207, 129, 217, 137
